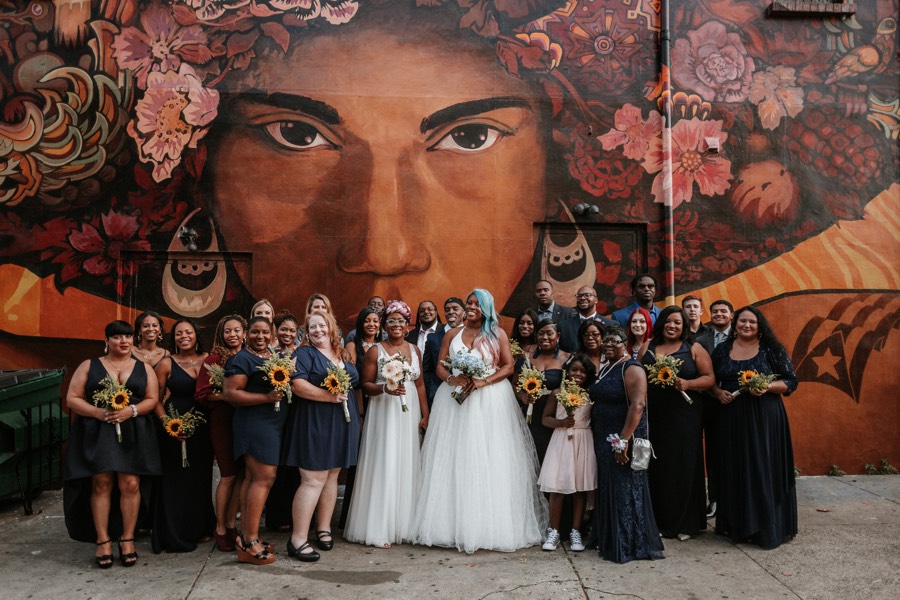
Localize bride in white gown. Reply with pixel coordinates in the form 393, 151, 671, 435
413, 289, 548, 553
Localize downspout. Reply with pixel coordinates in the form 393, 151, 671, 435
659, 0, 676, 305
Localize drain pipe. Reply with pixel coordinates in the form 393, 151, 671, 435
659, 0, 676, 306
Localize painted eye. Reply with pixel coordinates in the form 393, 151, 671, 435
264, 121, 333, 150
431, 124, 503, 152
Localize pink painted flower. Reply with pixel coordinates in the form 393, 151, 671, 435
748, 66, 804, 130
672, 21, 754, 103
127, 64, 219, 182
112, 1, 210, 89
643, 118, 733, 208
67, 211, 151, 276
599, 104, 662, 160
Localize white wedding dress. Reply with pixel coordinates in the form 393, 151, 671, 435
344, 342, 423, 546
413, 333, 548, 553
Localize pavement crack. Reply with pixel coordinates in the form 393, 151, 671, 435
581, 588, 647, 599
183, 542, 216, 599
830, 476, 900, 505
733, 543, 803, 600
477, 579, 581, 599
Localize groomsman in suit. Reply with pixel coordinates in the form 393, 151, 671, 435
694, 299, 734, 518
558, 286, 617, 352
610, 274, 661, 327
422, 297, 465, 408
406, 300, 441, 353
535, 279, 576, 323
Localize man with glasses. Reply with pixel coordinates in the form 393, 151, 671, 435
559, 286, 617, 352
610, 274, 661, 327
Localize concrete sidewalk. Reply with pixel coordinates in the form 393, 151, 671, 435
0, 476, 896, 600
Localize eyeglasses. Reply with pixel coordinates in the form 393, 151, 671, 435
582, 332, 602, 339
575, 292, 596, 298
600, 338, 625, 345
385, 319, 407, 326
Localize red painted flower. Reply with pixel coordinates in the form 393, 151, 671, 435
599, 103, 662, 160
65, 211, 151, 277
567, 121, 645, 200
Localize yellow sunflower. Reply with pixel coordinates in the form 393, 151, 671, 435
323, 374, 341, 393
739, 370, 757, 384
269, 366, 290, 386
658, 367, 675, 383
566, 393, 585, 408
110, 391, 130, 410
165, 418, 183, 438
524, 378, 541, 394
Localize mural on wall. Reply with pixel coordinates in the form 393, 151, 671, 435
0, 1, 897, 468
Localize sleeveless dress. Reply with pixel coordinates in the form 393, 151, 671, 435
282, 346, 360, 470
641, 342, 707, 537
151, 361, 216, 553
517, 350, 563, 465
413, 333, 548, 553
590, 359, 664, 563
345, 342, 423, 546
227, 349, 289, 466
64, 358, 161, 542
711, 340, 798, 549
537, 396, 596, 494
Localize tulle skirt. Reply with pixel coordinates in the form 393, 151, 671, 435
413, 380, 548, 553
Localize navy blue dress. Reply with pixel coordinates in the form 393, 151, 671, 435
711, 340, 798, 549
641, 342, 707, 537
590, 359, 664, 563
64, 358, 161, 542
283, 346, 360, 470
226, 349, 288, 466
151, 361, 215, 553
516, 351, 563, 465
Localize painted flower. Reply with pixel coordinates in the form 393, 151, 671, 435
178, 0, 251, 22
496, 32, 562, 77
113, 2, 210, 89
672, 21, 755, 103
65, 211, 151, 276
643, 118, 733, 208
127, 64, 219, 182
748, 66, 804, 130
0, 101, 43, 206
567, 122, 645, 200
599, 104, 663, 160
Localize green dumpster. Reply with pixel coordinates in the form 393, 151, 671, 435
0, 369, 68, 514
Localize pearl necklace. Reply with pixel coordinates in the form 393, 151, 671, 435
597, 356, 627, 382
247, 348, 271, 359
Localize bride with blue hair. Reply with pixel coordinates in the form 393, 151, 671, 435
413, 289, 549, 553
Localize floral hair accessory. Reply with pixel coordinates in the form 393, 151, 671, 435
384, 300, 412, 323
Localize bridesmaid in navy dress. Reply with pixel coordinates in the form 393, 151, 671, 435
151, 319, 215, 553
283, 310, 360, 562
710, 306, 798, 550
224, 316, 287, 565
638, 306, 714, 541
515, 319, 568, 464
590, 325, 664, 564
64, 320, 161, 568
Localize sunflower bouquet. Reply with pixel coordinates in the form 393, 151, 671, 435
203, 362, 225, 393
321, 363, 353, 422
377, 353, 414, 412
441, 350, 489, 405
509, 339, 525, 360
556, 378, 590, 439
734, 370, 778, 397
645, 353, 693, 404
516, 366, 550, 423
92, 375, 131, 442
258, 353, 295, 412
162, 404, 207, 467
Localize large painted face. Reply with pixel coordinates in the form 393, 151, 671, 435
208, 17, 548, 323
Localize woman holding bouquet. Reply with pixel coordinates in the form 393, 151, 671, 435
151, 319, 215, 553
345, 300, 428, 548
284, 311, 360, 562
223, 316, 287, 565
637, 306, 713, 541
414, 289, 548, 553
709, 306, 798, 549
195, 314, 246, 552
63, 320, 161, 568
515, 319, 569, 464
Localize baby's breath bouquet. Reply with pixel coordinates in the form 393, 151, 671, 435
162, 404, 207, 467
734, 370, 778, 397
556, 378, 590, 439
441, 350, 489, 405
258, 353, 295, 411
321, 363, 353, 422
516, 366, 550, 423
645, 353, 693, 404
92, 375, 131, 442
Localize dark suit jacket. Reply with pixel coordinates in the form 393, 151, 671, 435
536, 302, 577, 324
695, 326, 727, 357
558, 314, 619, 353
421, 327, 448, 408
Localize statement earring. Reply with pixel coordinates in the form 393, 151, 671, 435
162, 208, 226, 318
103, 343, 108, 354
540, 202, 596, 307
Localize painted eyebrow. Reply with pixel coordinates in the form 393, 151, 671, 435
420, 97, 530, 134
232, 91, 341, 125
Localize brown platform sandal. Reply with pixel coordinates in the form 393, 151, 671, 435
236, 537, 275, 565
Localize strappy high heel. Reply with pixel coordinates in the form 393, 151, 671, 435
118, 538, 138, 567
236, 537, 275, 565
95, 539, 113, 569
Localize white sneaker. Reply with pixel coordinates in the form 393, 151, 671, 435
569, 529, 585, 552
542, 528, 560, 551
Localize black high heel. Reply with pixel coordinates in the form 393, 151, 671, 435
95, 539, 113, 569
287, 539, 320, 562
118, 538, 138, 567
